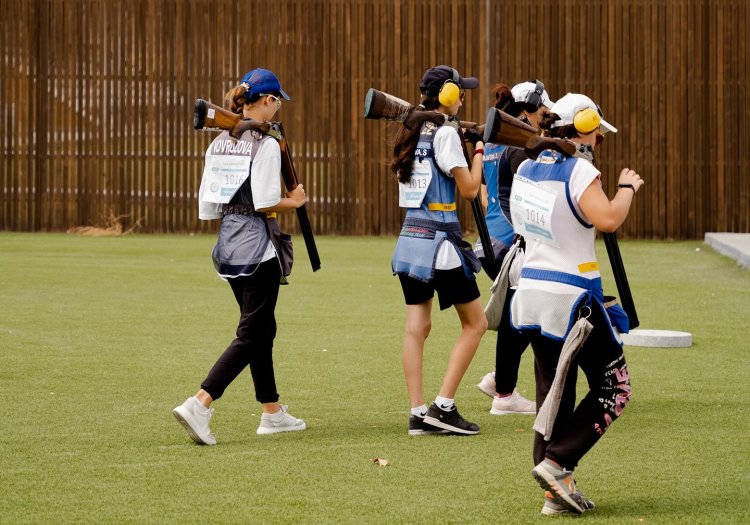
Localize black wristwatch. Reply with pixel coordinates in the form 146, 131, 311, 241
618, 183, 635, 193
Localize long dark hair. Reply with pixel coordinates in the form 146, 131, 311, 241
390, 94, 443, 184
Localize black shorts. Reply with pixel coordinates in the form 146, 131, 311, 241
398, 267, 481, 310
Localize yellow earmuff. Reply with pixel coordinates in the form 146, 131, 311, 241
437, 67, 462, 107
573, 108, 601, 134
438, 81, 461, 107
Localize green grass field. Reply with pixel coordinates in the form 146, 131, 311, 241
1, 233, 748, 524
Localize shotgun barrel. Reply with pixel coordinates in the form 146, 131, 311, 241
602, 232, 639, 329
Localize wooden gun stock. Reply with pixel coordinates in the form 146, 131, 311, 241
193, 99, 321, 272
482, 107, 577, 158
363, 88, 481, 130
363, 88, 413, 122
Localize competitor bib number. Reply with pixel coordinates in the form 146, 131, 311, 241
201, 154, 252, 203
510, 176, 559, 247
399, 161, 432, 208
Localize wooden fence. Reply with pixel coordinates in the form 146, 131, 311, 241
2, 0, 748, 238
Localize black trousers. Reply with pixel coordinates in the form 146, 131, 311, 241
495, 289, 530, 394
201, 259, 282, 404
529, 303, 631, 470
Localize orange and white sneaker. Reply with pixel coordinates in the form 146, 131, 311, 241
532, 459, 591, 514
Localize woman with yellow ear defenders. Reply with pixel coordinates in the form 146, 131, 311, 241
507, 93, 643, 515
474, 80, 556, 418
390, 65, 487, 436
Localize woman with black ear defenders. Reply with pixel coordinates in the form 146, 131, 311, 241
508, 93, 643, 515
390, 65, 487, 436
475, 80, 555, 417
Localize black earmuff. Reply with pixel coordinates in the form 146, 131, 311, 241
438, 68, 461, 107
523, 80, 545, 108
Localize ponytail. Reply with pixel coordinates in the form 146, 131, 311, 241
223, 85, 262, 114
492, 83, 514, 112
538, 112, 578, 139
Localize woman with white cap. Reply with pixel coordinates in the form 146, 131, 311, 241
172, 68, 307, 445
390, 65, 487, 436
475, 80, 555, 417
509, 93, 643, 514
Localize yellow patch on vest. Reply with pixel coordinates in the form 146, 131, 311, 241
578, 261, 599, 273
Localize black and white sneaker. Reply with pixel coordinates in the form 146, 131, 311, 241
408, 414, 450, 436
422, 402, 480, 435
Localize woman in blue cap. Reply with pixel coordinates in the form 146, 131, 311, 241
172, 68, 307, 445
390, 65, 487, 436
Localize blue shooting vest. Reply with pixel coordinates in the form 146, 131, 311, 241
483, 142, 515, 247
391, 121, 479, 283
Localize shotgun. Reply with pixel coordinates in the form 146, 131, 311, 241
194, 99, 321, 272
363, 88, 481, 129
363, 88, 576, 159
482, 107, 577, 158
363, 87, 494, 263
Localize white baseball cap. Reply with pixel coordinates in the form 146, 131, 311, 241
550, 93, 618, 134
511, 80, 555, 109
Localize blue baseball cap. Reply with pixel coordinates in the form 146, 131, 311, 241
240, 68, 290, 100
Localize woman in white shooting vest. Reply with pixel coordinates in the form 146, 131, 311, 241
509, 93, 643, 515
172, 68, 307, 445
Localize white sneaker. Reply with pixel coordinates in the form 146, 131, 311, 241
172, 397, 216, 445
257, 405, 306, 435
490, 388, 536, 415
476, 371, 496, 398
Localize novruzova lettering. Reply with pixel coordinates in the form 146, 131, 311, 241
211, 139, 254, 155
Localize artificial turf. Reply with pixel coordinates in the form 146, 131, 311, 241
1, 233, 747, 524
